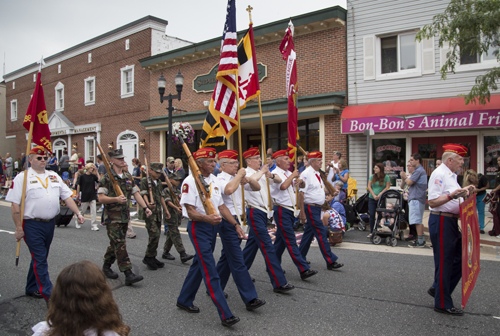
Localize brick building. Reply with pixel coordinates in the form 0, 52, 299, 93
4, 16, 191, 169
140, 6, 347, 167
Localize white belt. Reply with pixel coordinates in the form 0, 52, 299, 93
275, 203, 299, 218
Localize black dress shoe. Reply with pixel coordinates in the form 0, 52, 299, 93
480, 230, 485, 234
162, 251, 175, 260
26, 290, 44, 299
434, 307, 464, 316
221, 315, 240, 327
327, 261, 344, 270
428, 287, 435, 298
306, 260, 311, 264
245, 298, 266, 311
300, 269, 318, 280
176, 302, 200, 313
273, 283, 295, 293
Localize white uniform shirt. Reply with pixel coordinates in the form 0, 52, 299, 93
300, 166, 326, 205
270, 166, 296, 207
6, 168, 73, 219
327, 160, 339, 183
180, 174, 223, 218
428, 163, 463, 214
217, 171, 243, 216
245, 167, 271, 209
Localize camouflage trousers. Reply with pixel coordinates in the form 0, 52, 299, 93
145, 217, 162, 257
163, 214, 186, 254
103, 222, 131, 272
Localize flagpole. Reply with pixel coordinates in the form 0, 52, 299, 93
16, 121, 34, 266
235, 78, 246, 224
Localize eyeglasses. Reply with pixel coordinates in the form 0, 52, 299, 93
36, 156, 49, 161
224, 161, 239, 165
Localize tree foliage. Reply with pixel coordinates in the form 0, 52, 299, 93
416, 0, 500, 105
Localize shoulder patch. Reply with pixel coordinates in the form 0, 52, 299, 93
182, 184, 189, 193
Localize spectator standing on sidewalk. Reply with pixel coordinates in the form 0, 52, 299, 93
400, 161, 417, 241
75, 163, 100, 230
463, 169, 489, 234
5, 153, 13, 179
59, 150, 70, 177
401, 153, 428, 247
367, 163, 390, 238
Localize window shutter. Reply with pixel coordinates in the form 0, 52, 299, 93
421, 37, 435, 74
363, 35, 376, 80
439, 41, 451, 72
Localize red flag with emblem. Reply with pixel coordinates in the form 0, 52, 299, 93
23, 72, 51, 153
279, 21, 299, 161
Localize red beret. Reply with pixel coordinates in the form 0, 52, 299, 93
243, 147, 260, 159
308, 151, 323, 159
30, 146, 47, 156
272, 149, 289, 159
219, 149, 238, 160
443, 143, 467, 157
193, 147, 216, 160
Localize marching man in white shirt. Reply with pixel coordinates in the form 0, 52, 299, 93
270, 149, 318, 280
240, 147, 295, 293
298, 151, 344, 270
214, 149, 266, 312
7, 146, 84, 303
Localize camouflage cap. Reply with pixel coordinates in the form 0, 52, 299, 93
166, 156, 175, 163
149, 162, 164, 173
108, 148, 125, 159
168, 171, 183, 180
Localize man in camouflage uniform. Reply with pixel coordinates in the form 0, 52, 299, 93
140, 162, 171, 270
161, 171, 194, 263
98, 149, 152, 285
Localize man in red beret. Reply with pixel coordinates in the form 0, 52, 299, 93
214, 149, 266, 311
270, 149, 318, 280
6, 146, 85, 303
427, 143, 475, 315
176, 147, 241, 327
298, 151, 344, 270
240, 148, 295, 293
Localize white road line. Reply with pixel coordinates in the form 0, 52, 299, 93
0, 229, 15, 234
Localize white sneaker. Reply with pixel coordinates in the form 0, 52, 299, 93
91, 225, 99, 231
76, 222, 81, 229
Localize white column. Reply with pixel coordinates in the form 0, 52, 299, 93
68, 134, 72, 151
319, 115, 326, 170
160, 131, 166, 164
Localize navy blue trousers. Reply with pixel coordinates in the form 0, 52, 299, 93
242, 207, 287, 288
216, 218, 257, 304
177, 221, 233, 320
428, 214, 462, 309
273, 205, 310, 273
299, 205, 338, 266
23, 219, 55, 301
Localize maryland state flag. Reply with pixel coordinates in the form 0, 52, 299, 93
23, 72, 51, 153
279, 21, 299, 161
237, 24, 260, 110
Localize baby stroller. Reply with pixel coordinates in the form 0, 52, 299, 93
371, 189, 406, 246
349, 192, 369, 231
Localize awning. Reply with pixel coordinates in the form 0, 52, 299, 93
341, 95, 500, 119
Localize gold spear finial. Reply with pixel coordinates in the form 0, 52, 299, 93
246, 5, 253, 25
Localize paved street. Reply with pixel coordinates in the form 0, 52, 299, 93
0, 202, 499, 336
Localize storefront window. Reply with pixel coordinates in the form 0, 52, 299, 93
484, 135, 500, 188
372, 138, 406, 186
266, 118, 319, 153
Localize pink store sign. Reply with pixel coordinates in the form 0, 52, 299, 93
341, 110, 500, 134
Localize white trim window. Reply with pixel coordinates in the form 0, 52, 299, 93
120, 65, 135, 98
125, 39, 130, 50
453, 33, 500, 72
33, 74, 36, 82
364, 31, 434, 81
10, 99, 18, 121
55, 82, 64, 111
58, 64, 61, 74
12, 81, 15, 89
84, 76, 96, 106
84, 136, 95, 162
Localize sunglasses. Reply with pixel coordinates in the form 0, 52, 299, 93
36, 156, 49, 161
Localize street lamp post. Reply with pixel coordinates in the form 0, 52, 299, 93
158, 70, 184, 157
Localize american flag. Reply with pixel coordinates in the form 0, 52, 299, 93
208, 0, 239, 139
434, 178, 443, 186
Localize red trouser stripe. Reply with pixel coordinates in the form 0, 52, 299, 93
250, 208, 280, 287
191, 221, 225, 320
439, 216, 445, 309
278, 207, 304, 272
307, 205, 332, 265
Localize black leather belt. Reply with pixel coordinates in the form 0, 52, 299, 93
31, 218, 53, 222
305, 203, 323, 208
430, 211, 460, 219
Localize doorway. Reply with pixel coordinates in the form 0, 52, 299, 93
117, 131, 138, 173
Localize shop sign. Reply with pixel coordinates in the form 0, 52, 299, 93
74, 126, 97, 134
342, 110, 500, 133
192, 63, 267, 93
51, 130, 67, 136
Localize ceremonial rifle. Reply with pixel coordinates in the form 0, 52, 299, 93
298, 145, 336, 196
177, 132, 217, 216
142, 150, 155, 206
162, 170, 181, 209
95, 137, 124, 198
